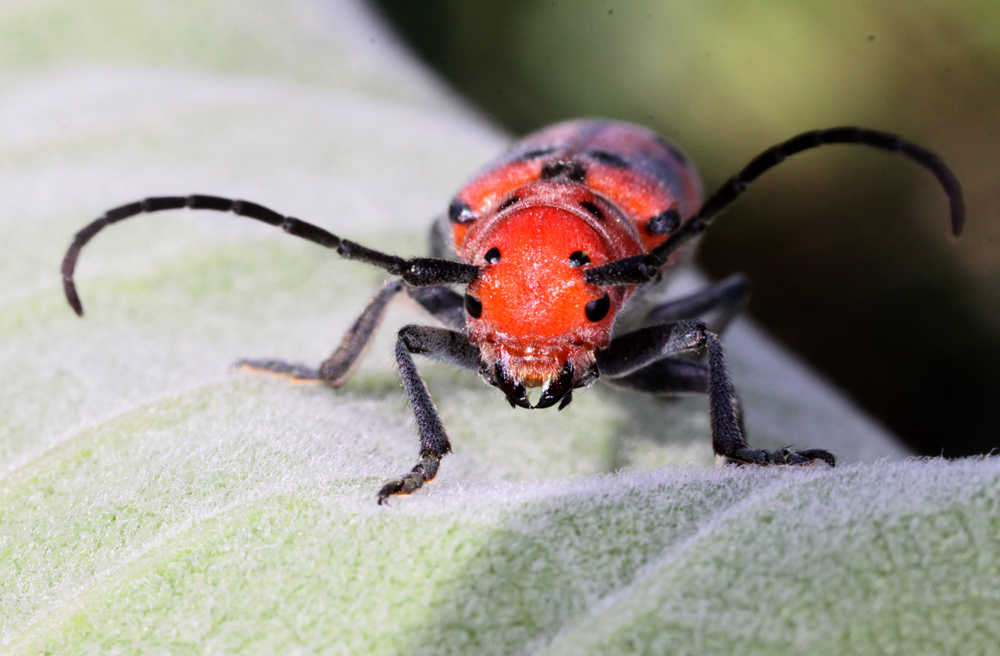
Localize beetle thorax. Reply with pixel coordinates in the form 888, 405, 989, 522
468, 213, 607, 385
462, 187, 641, 391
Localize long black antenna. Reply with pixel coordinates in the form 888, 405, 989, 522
61, 195, 478, 315
586, 127, 965, 287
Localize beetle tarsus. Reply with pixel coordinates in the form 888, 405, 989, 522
377, 455, 441, 505
233, 359, 324, 382
727, 447, 836, 467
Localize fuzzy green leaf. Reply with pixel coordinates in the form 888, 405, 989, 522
2, 2, 994, 654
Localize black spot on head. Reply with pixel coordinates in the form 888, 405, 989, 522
587, 149, 630, 168
484, 247, 501, 264
448, 198, 475, 224
568, 251, 591, 267
464, 293, 482, 318
646, 207, 681, 235
540, 159, 587, 183
585, 293, 611, 322
497, 195, 520, 212
517, 147, 556, 161
579, 200, 604, 221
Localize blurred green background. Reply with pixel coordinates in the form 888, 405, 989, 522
372, 0, 1000, 458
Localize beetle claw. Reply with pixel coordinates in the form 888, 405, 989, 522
534, 362, 575, 409
493, 362, 530, 409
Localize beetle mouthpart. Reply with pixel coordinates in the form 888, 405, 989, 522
493, 362, 530, 409
533, 362, 575, 409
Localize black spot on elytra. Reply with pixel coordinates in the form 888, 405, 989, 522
587, 149, 630, 168
568, 251, 591, 267
484, 247, 501, 264
517, 147, 556, 161
646, 207, 681, 235
579, 200, 604, 221
540, 159, 587, 183
497, 195, 520, 212
585, 293, 611, 322
448, 198, 475, 223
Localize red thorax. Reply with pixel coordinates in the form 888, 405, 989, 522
461, 181, 646, 390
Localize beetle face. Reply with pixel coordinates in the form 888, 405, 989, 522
463, 202, 621, 407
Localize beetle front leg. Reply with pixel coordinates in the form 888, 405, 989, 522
641, 273, 750, 334
701, 330, 832, 466
598, 322, 835, 467
378, 325, 481, 504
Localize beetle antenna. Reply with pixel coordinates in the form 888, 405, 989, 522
585, 127, 965, 287
650, 127, 964, 263
62, 195, 477, 316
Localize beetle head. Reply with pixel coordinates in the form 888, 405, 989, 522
462, 183, 637, 409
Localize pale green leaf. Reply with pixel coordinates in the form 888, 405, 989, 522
2, 1, 995, 654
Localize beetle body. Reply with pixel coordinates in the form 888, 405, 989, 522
61, 119, 964, 503
453, 121, 702, 404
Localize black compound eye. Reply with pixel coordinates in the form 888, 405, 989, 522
484, 247, 501, 264
464, 293, 483, 318
585, 293, 611, 322
568, 251, 591, 267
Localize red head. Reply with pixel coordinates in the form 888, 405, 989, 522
461, 180, 645, 408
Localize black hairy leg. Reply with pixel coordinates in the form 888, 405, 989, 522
236, 281, 467, 386
377, 325, 481, 504
597, 321, 835, 467
641, 273, 749, 335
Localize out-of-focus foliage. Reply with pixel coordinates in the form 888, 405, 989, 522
376, 0, 1000, 457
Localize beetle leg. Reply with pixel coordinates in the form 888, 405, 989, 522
231, 360, 326, 384
597, 322, 835, 467
602, 356, 709, 394
378, 325, 481, 505
237, 282, 467, 386
597, 321, 707, 378
235, 279, 406, 385
407, 286, 467, 332
700, 329, 835, 466
601, 356, 749, 440
641, 273, 749, 334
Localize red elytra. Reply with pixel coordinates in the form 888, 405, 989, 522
60, 119, 964, 503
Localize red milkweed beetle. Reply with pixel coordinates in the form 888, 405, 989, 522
61, 120, 964, 504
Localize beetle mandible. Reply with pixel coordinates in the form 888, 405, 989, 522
61, 120, 964, 504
